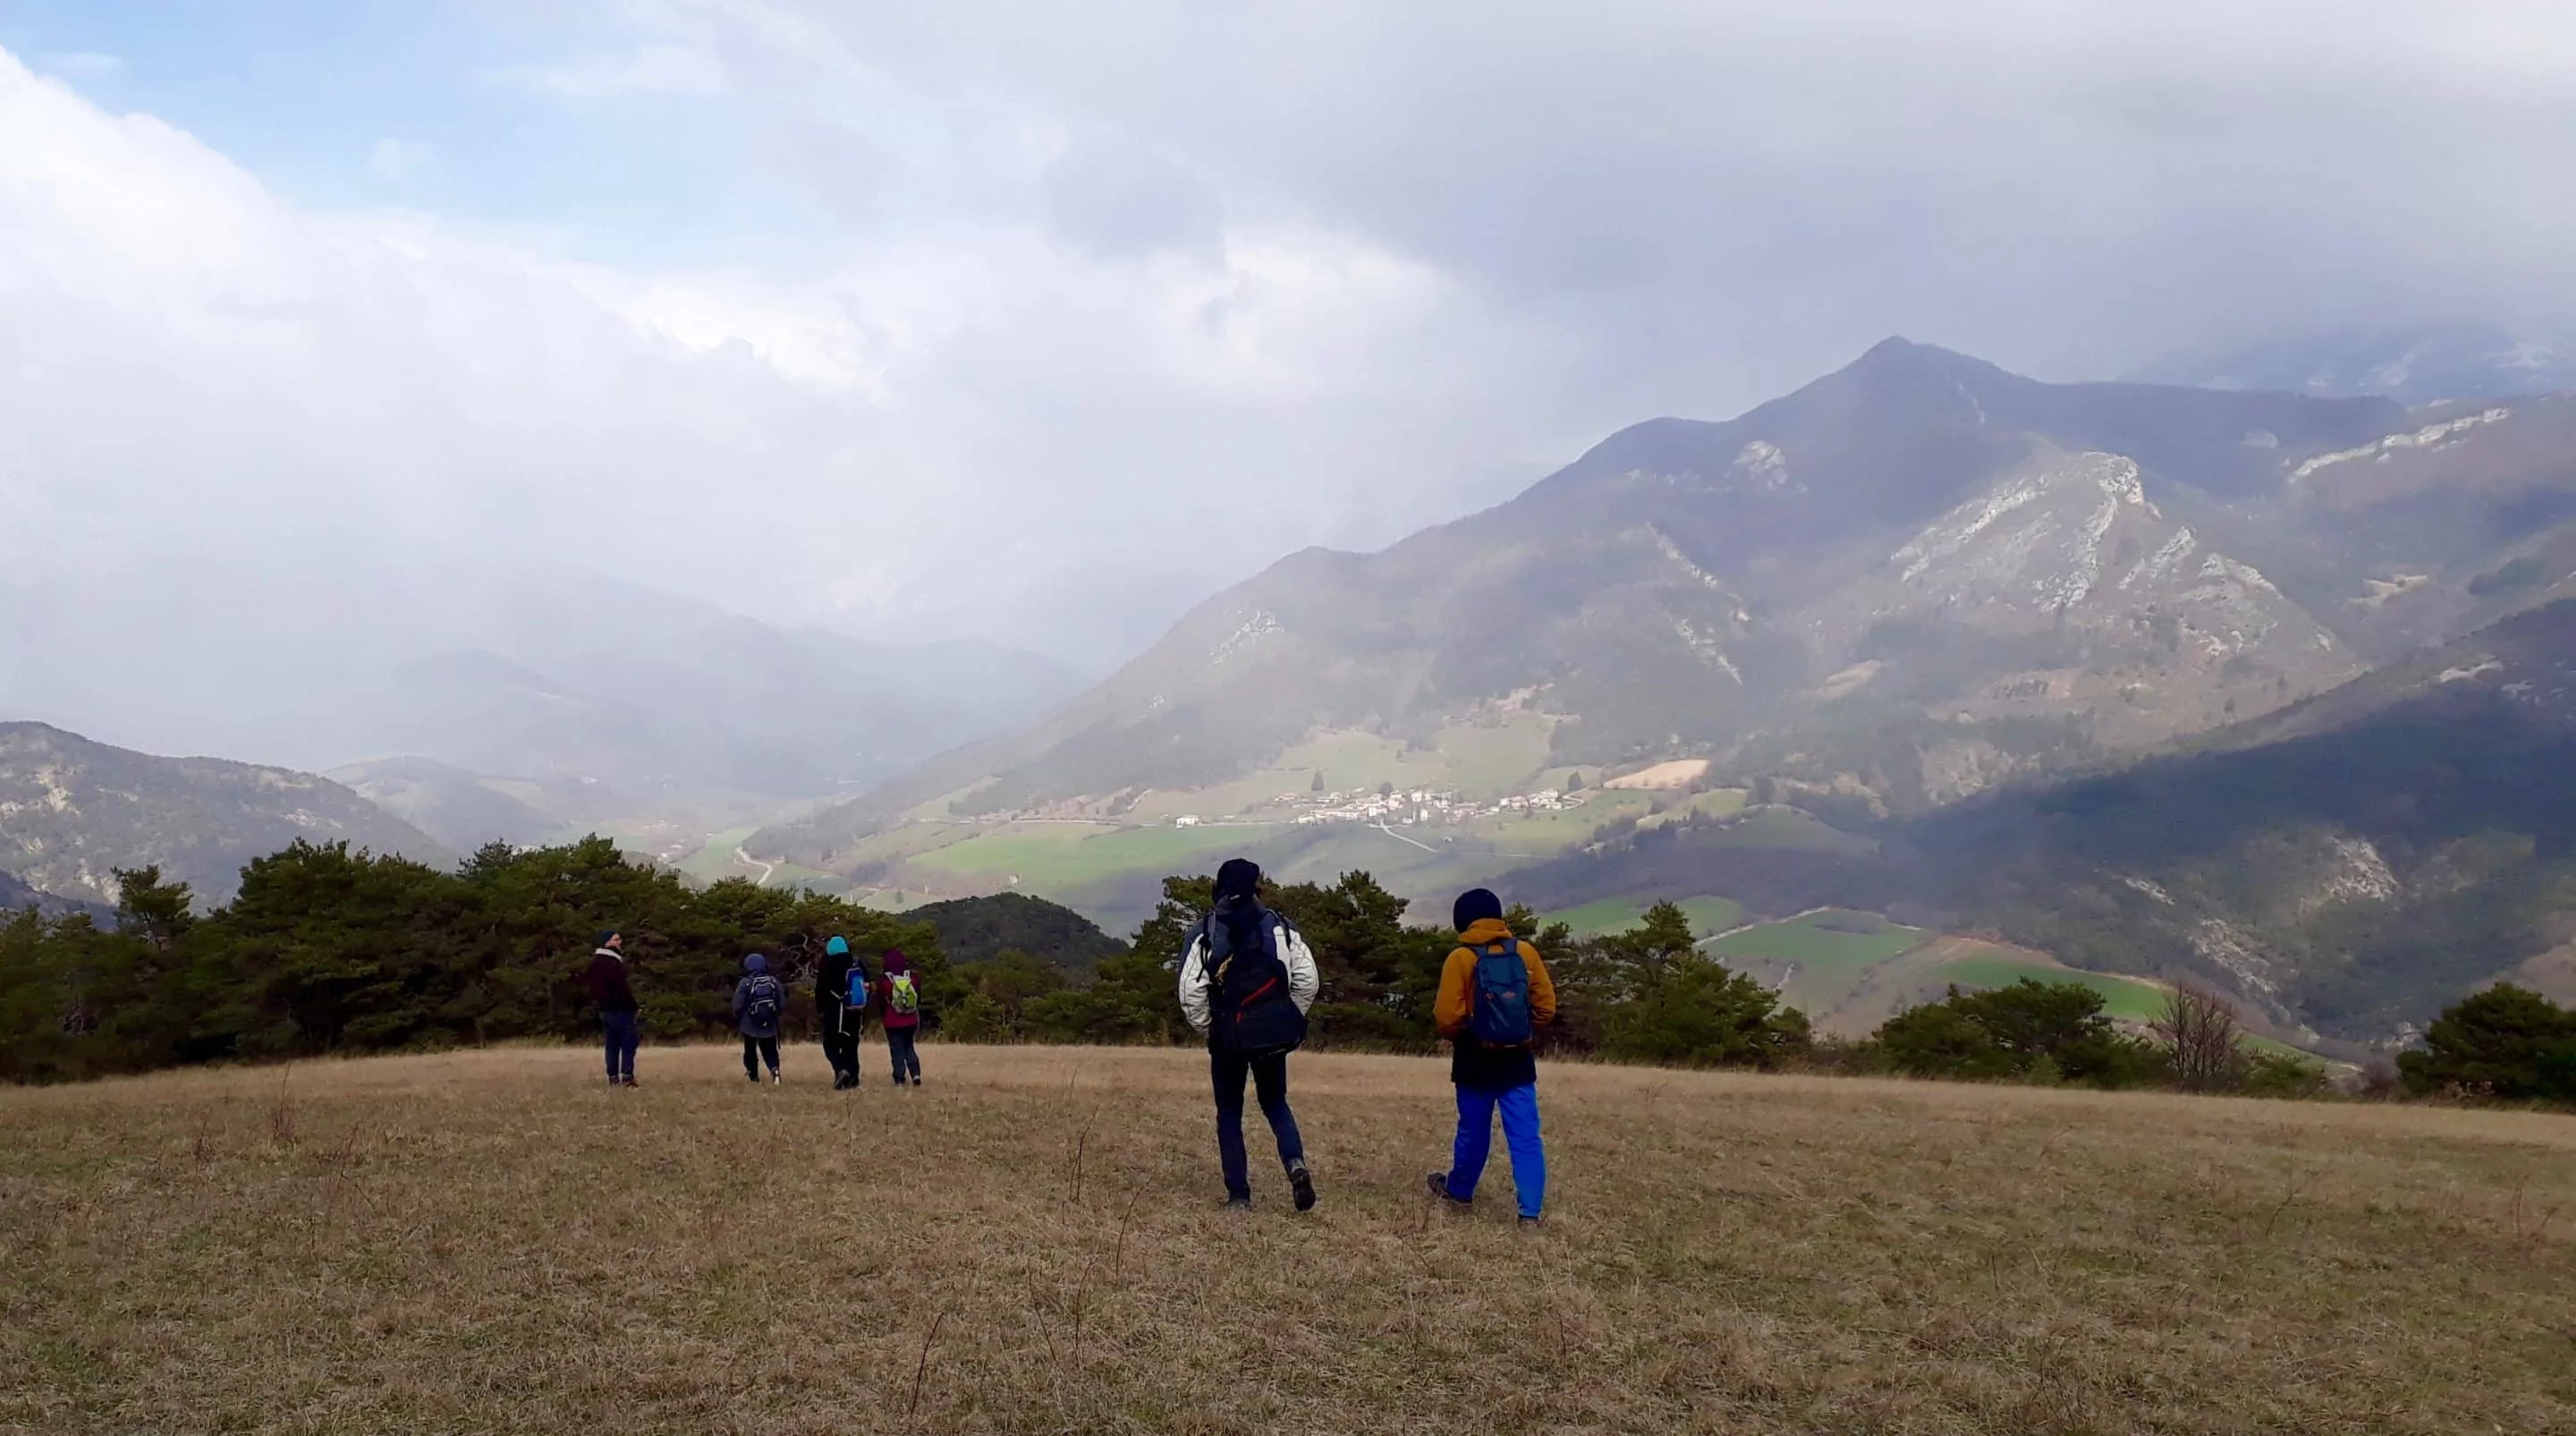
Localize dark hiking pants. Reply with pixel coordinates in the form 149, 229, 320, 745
819, 1003, 861, 1083
886, 1026, 921, 1083
741, 1035, 779, 1079
600, 1010, 639, 1083
1210, 1047, 1304, 1200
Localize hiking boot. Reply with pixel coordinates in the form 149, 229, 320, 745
769, 1071, 783, 1085
1288, 1159, 1318, 1212
747, 1072, 761, 1084
1518, 1215, 1544, 1229
1426, 1172, 1471, 1208
1221, 1194, 1252, 1211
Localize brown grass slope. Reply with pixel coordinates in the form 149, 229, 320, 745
3, 1047, 2572, 1434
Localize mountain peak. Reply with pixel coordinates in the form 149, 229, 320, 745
1836, 335, 2006, 387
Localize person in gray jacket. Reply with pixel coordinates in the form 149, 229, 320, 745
733, 953, 786, 1084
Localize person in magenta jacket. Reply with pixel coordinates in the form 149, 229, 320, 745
876, 948, 925, 1086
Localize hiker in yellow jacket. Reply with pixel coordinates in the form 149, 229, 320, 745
1426, 888, 1556, 1226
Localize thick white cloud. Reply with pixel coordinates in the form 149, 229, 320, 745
661, 0, 2576, 381
0, 46, 1561, 664
9, 0, 2576, 682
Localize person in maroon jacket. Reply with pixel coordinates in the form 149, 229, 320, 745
876, 948, 925, 1086
582, 929, 640, 1088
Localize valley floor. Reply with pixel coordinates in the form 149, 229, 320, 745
3, 1047, 2572, 1433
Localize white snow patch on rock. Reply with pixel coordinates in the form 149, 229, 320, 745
2121, 528, 2199, 591
2287, 407, 2512, 482
2190, 918, 2279, 996
2318, 836, 2400, 906
1732, 440, 1792, 491
1891, 453, 2140, 604
1670, 618, 1743, 684
2122, 875, 2177, 905
1209, 611, 1280, 666
1649, 527, 1726, 591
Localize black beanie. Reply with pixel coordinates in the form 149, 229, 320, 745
1453, 888, 1504, 932
597, 928, 622, 947
1214, 858, 1262, 903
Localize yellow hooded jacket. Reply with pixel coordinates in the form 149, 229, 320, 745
1436, 917, 1556, 1089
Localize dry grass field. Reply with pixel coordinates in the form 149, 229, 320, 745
4, 1045, 2572, 1434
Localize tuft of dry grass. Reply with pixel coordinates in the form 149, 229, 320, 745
3, 1045, 2572, 1434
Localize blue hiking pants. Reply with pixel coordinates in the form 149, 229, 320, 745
600, 1009, 639, 1083
1445, 1082, 1545, 1218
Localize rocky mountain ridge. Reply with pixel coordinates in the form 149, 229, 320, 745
0, 723, 447, 906
765, 337, 2576, 868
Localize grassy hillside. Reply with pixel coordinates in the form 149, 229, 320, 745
1541, 894, 1744, 939
4, 1047, 2568, 1433
1705, 909, 1928, 1020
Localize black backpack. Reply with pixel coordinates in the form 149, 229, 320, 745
1201, 910, 1308, 1056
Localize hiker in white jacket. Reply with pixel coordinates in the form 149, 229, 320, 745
1178, 859, 1321, 1211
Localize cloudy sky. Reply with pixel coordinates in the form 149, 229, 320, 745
6, 1, 2576, 666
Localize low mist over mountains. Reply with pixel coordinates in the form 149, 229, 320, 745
2140, 323, 2576, 404
767, 337, 2576, 864
0, 551, 1085, 816
0, 723, 445, 905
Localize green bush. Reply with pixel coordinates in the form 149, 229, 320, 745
1877, 1000, 2020, 1080
1873, 980, 2164, 1089
2241, 1049, 2333, 1098
0, 840, 949, 1083
1602, 953, 1811, 1068
2398, 984, 2576, 1100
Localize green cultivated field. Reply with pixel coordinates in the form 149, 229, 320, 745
1706, 910, 1929, 1018
1703, 807, 1878, 854
1638, 788, 1751, 828
1929, 953, 2171, 1022
1541, 895, 1746, 939
913, 822, 1264, 888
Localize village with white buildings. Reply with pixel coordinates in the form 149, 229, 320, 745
1169, 783, 1590, 830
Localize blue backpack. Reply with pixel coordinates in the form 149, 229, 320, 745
1469, 939, 1534, 1047
744, 973, 783, 1026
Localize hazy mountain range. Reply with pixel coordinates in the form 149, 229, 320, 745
17, 327, 2576, 1042
0, 549, 1087, 822
2140, 323, 2576, 404
763, 336, 2576, 862
0, 722, 445, 905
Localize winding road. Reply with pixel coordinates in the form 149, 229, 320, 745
732, 846, 778, 888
